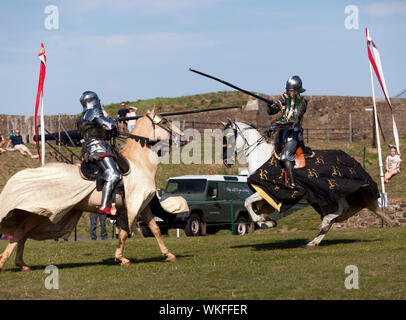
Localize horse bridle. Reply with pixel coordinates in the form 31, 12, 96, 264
231, 122, 265, 157
118, 113, 183, 150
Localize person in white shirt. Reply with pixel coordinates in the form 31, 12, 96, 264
126, 106, 138, 133
384, 146, 401, 183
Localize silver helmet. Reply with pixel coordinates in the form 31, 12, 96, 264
80, 91, 101, 111
285, 75, 305, 94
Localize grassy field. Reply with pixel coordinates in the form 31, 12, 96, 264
0, 126, 405, 300
0, 224, 405, 300
103, 90, 249, 116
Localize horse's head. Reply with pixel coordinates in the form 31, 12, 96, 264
139, 109, 184, 147
222, 120, 269, 169
221, 119, 241, 168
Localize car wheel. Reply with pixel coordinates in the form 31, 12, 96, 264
185, 213, 202, 237
234, 215, 251, 235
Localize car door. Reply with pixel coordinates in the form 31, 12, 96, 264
205, 181, 224, 223
219, 181, 253, 222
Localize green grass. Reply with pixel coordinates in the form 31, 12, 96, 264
104, 91, 248, 116
0, 226, 405, 299
1, 125, 405, 300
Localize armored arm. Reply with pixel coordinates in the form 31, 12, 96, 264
96, 114, 118, 139
96, 115, 117, 131
85, 108, 117, 130
294, 99, 307, 129
298, 99, 307, 121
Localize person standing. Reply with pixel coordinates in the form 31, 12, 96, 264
126, 106, 138, 133
90, 212, 108, 240
117, 103, 129, 132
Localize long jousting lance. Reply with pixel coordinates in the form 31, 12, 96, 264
118, 104, 242, 121
188, 68, 273, 105
118, 67, 271, 122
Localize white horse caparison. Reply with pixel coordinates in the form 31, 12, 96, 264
223, 121, 394, 247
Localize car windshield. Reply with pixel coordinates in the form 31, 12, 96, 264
165, 179, 207, 194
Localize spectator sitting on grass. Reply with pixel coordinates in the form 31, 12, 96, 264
384, 145, 401, 183
5, 129, 38, 158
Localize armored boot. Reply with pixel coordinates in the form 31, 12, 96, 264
283, 160, 297, 189
97, 157, 122, 215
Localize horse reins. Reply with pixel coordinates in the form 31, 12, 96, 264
233, 122, 266, 157
117, 114, 173, 148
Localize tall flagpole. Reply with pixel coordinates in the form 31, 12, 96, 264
369, 60, 386, 199
34, 43, 46, 164
40, 93, 45, 166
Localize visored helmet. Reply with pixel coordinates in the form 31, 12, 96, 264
285, 75, 305, 94
80, 91, 101, 112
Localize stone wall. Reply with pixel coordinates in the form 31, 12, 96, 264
332, 199, 406, 230
1, 95, 405, 145
0, 114, 77, 144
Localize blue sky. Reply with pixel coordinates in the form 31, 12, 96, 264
0, 0, 405, 116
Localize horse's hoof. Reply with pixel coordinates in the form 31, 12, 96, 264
267, 220, 277, 228
119, 258, 131, 266
165, 254, 176, 263
258, 221, 276, 229
115, 257, 131, 266
21, 266, 31, 272
258, 222, 268, 229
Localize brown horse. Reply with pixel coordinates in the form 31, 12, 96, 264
0, 110, 184, 271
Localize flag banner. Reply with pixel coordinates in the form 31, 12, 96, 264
34, 43, 46, 162
366, 28, 400, 154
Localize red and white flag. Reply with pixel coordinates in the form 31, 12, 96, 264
366, 28, 400, 154
34, 43, 46, 162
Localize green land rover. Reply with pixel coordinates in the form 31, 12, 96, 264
140, 174, 308, 237
161, 175, 254, 236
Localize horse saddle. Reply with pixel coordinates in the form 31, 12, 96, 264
275, 146, 314, 169
293, 147, 306, 169
79, 153, 131, 191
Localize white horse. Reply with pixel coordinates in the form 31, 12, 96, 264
222, 120, 395, 247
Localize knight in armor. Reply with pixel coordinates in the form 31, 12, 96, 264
77, 91, 122, 215
266, 76, 308, 189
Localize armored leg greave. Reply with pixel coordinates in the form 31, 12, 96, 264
97, 157, 122, 212
283, 160, 297, 189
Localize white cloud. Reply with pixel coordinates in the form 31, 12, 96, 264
364, 1, 406, 17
